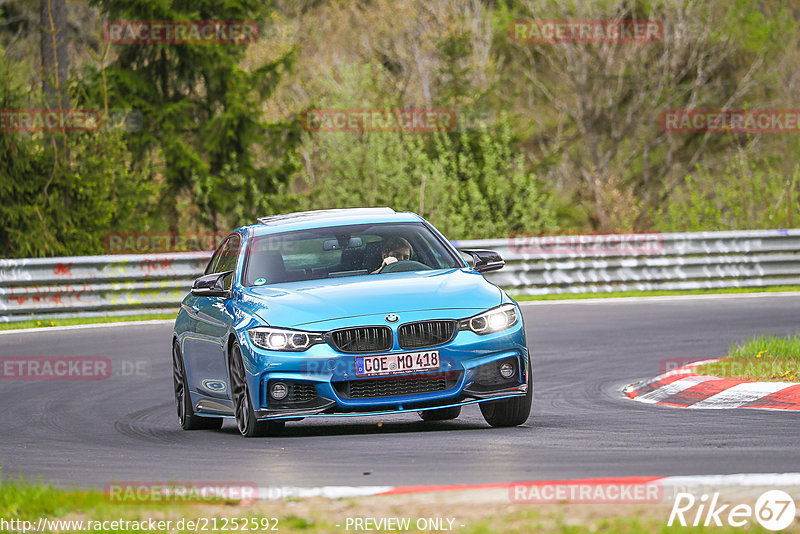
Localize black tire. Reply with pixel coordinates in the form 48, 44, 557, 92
479, 357, 533, 427
418, 406, 461, 421
173, 341, 222, 431
229, 342, 285, 438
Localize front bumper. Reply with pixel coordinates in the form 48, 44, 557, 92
240, 315, 530, 421
254, 393, 527, 421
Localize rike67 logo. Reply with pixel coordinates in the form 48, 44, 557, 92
669, 490, 797, 531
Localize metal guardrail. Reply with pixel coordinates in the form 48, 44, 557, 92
1, 229, 798, 322
454, 228, 800, 295
0, 252, 211, 322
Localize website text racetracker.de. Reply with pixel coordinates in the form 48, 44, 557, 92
0, 517, 278, 533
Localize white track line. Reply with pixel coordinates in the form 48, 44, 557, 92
519, 291, 800, 306
0, 319, 175, 335
257, 486, 394, 500
661, 473, 800, 487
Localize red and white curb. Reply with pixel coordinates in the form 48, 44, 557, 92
624, 360, 800, 410
252, 473, 800, 500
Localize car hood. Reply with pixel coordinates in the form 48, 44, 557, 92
237, 268, 502, 328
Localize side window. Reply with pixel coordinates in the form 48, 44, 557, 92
210, 235, 240, 290
204, 245, 223, 275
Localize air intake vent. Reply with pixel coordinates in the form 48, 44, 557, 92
398, 320, 457, 349
329, 326, 393, 353
333, 372, 460, 399
284, 382, 317, 403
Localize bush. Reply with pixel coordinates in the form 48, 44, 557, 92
653, 147, 799, 232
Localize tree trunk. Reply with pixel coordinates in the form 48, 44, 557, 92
40, 0, 69, 111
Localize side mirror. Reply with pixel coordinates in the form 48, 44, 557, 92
460, 249, 504, 273
191, 270, 233, 298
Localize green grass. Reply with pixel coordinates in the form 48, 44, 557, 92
1, 479, 142, 534
0, 478, 285, 533
513, 285, 800, 301
694, 333, 800, 382
0, 478, 104, 519
0, 313, 176, 331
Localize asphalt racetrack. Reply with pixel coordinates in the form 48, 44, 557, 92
1, 294, 799, 489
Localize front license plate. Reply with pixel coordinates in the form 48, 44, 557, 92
355, 351, 440, 377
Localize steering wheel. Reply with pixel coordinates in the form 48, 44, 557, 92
379, 260, 432, 273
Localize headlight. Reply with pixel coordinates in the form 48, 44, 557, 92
458, 304, 518, 335
248, 327, 324, 352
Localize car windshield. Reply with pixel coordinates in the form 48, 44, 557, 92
243, 222, 462, 286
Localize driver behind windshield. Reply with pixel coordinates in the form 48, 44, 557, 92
371, 236, 412, 273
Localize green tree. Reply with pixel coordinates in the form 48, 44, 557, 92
86, 0, 299, 231
0, 52, 155, 257
653, 147, 800, 232
297, 119, 556, 240
294, 63, 556, 239
426, 120, 557, 239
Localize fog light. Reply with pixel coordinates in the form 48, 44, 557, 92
499, 362, 515, 379
270, 382, 288, 400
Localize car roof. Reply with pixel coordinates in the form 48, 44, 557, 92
243, 207, 423, 236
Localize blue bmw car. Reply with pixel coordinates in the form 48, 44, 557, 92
172, 207, 532, 437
